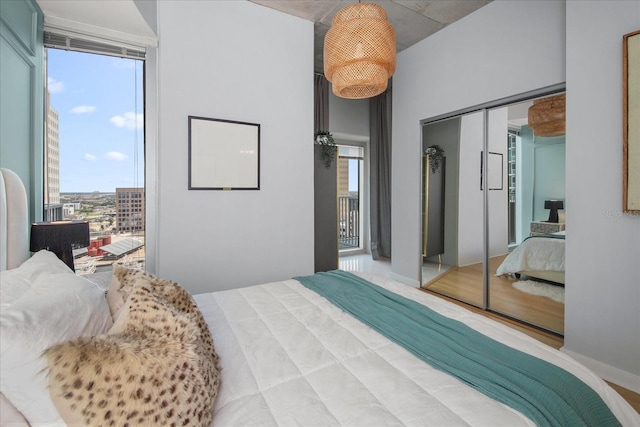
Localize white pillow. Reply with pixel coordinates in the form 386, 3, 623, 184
0, 272, 113, 426
0, 250, 72, 307
0, 392, 29, 426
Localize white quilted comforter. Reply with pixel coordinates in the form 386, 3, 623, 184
194, 273, 638, 426
496, 237, 565, 276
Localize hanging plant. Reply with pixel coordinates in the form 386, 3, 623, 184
315, 130, 337, 168
425, 145, 445, 173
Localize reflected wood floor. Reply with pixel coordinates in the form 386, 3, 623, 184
423, 255, 564, 334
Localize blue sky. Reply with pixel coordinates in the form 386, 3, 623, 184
348, 158, 358, 192
47, 49, 144, 192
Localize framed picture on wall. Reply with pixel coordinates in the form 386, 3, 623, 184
624, 30, 640, 213
480, 151, 503, 191
188, 116, 260, 190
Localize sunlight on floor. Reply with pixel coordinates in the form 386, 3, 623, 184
339, 254, 391, 277
339, 254, 452, 285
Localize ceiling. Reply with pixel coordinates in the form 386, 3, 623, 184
36, 0, 157, 46
248, 0, 492, 72
35, 0, 492, 72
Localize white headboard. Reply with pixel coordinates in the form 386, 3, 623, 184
0, 168, 29, 271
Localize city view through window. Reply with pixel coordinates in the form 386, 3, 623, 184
44, 48, 145, 274
338, 145, 363, 252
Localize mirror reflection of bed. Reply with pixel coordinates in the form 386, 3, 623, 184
492, 230, 566, 333
421, 92, 566, 336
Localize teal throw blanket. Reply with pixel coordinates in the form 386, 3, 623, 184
295, 270, 620, 427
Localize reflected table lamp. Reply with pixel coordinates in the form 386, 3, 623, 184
544, 200, 564, 223
30, 221, 90, 272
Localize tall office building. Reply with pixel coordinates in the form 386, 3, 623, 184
44, 91, 63, 220
115, 187, 145, 233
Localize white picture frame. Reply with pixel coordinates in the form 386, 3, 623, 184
480, 151, 503, 191
188, 116, 260, 190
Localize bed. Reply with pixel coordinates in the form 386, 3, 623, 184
2, 167, 639, 426
496, 232, 566, 284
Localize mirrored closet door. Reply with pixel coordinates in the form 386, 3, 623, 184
421, 111, 485, 308
421, 87, 566, 335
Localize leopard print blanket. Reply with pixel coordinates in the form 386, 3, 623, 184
43, 267, 220, 426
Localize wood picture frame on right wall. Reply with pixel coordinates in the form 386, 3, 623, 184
623, 29, 640, 213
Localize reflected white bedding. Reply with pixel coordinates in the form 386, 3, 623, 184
496, 236, 565, 279
194, 272, 638, 426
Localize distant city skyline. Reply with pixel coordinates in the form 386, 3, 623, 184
47, 48, 144, 192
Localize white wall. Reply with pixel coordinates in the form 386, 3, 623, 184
457, 112, 484, 266
328, 90, 369, 137
155, 0, 314, 294
563, 0, 640, 390
133, 0, 157, 35
455, 108, 509, 267
392, 0, 565, 283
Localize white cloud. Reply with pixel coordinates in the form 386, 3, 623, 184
48, 77, 64, 94
110, 112, 143, 130
104, 151, 128, 161
84, 153, 97, 161
70, 105, 97, 114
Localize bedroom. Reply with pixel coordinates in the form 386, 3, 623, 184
1, 0, 639, 424
419, 94, 567, 335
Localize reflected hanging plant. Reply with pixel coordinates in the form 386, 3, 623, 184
425, 145, 445, 173
315, 130, 337, 168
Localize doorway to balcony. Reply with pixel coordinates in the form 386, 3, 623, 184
338, 144, 365, 254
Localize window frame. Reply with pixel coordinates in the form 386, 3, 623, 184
43, 34, 149, 271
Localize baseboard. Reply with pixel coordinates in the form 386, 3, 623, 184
560, 347, 640, 394
389, 272, 420, 287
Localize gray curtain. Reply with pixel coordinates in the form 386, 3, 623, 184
314, 74, 329, 133
370, 83, 392, 259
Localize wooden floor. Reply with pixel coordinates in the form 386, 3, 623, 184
420, 287, 640, 415
423, 255, 564, 334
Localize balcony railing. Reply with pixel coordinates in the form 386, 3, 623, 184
339, 196, 359, 249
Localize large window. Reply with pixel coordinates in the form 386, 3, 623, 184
44, 46, 145, 274
338, 144, 364, 252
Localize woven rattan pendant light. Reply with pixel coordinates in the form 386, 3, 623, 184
528, 93, 566, 137
324, 2, 396, 99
